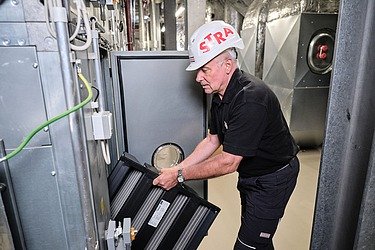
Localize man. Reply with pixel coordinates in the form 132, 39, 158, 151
153, 20, 300, 250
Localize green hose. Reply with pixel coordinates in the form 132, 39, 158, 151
0, 73, 92, 163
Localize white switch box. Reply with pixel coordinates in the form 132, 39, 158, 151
92, 111, 113, 140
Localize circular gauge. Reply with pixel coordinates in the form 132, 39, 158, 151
151, 143, 184, 171
307, 30, 335, 74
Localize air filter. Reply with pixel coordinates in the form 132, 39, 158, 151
108, 153, 220, 250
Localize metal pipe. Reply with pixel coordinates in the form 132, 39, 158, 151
0, 140, 26, 250
122, 6, 129, 51
255, 0, 270, 79
150, 0, 158, 50
155, 3, 161, 50
111, 11, 118, 50
53, 6, 98, 249
139, 0, 147, 50
91, 20, 106, 112
224, 2, 243, 32
146, 14, 150, 50
125, 0, 133, 50
164, 0, 177, 50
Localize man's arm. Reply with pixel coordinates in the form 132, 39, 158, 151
180, 133, 222, 168
153, 133, 242, 190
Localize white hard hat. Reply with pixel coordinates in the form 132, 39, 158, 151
186, 20, 244, 71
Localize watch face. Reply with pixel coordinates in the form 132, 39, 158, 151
152, 143, 184, 171
177, 168, 185, 183
177, 175, 184, 183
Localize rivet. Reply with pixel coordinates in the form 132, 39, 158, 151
18, 39, 25, 45
44, 36, 54, 47
2, 39, 11, 46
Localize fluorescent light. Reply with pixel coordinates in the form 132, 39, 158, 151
175, 6, 185, 17
161, 25, 165, 32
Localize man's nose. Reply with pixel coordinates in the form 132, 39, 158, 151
196, 70, 203, 82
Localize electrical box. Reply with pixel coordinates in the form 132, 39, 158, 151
92, 111, 113, 140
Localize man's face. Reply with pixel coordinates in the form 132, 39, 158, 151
195, 54, 229, 96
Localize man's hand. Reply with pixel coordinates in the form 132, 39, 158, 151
152, 166, 179, 190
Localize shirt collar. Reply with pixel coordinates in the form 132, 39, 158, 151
213, 68, 242, 105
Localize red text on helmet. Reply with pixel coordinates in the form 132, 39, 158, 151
199, 27, 234, 53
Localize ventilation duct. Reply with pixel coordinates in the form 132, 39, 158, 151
239, 0, 339, 147
241, 0, 339, 77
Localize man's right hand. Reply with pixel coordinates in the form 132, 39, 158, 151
152, 166, 179, 190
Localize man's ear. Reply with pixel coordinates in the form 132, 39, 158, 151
225, 59, 234, 74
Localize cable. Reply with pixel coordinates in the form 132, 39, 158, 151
0, 73, 92, 163
69, 0, 83, 42
101, 140, 111, 165
45, 0, 56, 38
44, 0, 87, 46
69, 1, 92, 51
91, 85, 100, 102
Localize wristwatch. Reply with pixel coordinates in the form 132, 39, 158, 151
177, 168, 185, 183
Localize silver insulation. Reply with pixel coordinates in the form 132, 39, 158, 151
242, 0, 339, 78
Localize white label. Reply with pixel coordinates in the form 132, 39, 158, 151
148, 200, 170, 227
260, 232, 271, 238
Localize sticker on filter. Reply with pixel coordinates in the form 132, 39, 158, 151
148, 199, 170, 227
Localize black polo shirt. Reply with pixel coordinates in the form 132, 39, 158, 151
209, 69, 299, 177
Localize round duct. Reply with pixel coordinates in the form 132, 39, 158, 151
151, 143, 184, 171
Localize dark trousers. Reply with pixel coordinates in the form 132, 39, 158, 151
234, 157, 300, 250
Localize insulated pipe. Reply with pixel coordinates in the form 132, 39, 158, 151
330, 0, 375, 247
224, 2, 243, 33
255, 0, 270, 79
53, 6, 98, 249
311, 0, 375, 248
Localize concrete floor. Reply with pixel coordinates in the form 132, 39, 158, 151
198, 149, 321, 250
